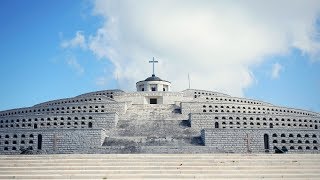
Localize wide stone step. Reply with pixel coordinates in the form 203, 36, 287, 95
2, 169, 320, 174
1, 154, 320, 159
1, 165, 320, 170
1, 158, 319, 162
0, 154, 320, 179
2, 162, 320, 166
1, 174, 320, 179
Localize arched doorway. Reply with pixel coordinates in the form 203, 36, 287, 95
37, 134, 42, 150
264, 134, 269, 151
215, 122, 219, 128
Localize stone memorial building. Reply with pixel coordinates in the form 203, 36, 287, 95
0, 59, 319, 154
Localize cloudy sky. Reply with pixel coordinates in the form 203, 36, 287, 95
0, 0, 320, 112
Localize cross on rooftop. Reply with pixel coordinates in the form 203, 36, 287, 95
149, 57, 158, 76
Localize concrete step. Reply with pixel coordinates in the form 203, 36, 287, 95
1, 153, 320, 157
1, 161, 319, 168
2, 170, 320, 176
0, 154, 320, 179
2, 157, 319, 160
1, 154, 320, 159
1, 165, 320, 170
1, 174, 320, 179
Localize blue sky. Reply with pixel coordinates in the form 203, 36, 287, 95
0, 1, 320, 112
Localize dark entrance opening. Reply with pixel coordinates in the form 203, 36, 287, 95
215, 122, 219, 128
34, 124, 38, 129
264, 134, 269, 151
88, 122, 92, 128
37, 134, 42, 150
150, 98, 157, 104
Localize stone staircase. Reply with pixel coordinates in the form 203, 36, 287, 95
120, 104, 188, 121
1, 154, 320, 179
105, 104, 195, 149
104, 119, 201, 148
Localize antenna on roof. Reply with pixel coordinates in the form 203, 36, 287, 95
188, 73, 191, 89
116, 73, 119, 89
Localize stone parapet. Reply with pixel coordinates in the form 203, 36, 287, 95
0, 128, 106, 154
202, 128, 320, 153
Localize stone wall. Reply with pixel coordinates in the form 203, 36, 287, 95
114, 91, 191, 105
181, 102, 319, 117
189, 113, 320, 131
182, 89, 230, 97
93, 113, 118, 129
202, 129, 320, 153
0, 101, 127, 118
34, 95, 115, 107
0, 113, 118, 131
0, 128, 106, 154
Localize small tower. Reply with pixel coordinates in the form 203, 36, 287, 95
136, 57, 171, 92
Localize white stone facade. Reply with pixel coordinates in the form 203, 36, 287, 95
136, 75, 171, 92
0, 76, 319, 154
136, 80, 171, 92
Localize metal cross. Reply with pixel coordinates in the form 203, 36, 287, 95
149, 57, 158, 76
244, 133, 252, 153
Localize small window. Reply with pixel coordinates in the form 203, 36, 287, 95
150, 98, 157, 104
312, 134, 317, 138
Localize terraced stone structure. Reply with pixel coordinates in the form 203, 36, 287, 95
0, 71, 319, 154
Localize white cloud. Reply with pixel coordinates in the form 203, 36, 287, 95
271, 63, 283, 79
84, 0, 320, 96
61, 31, 87, 49
66, 55, 84, 75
